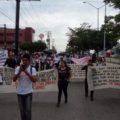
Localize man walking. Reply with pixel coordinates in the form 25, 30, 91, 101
13, 53, 37, 120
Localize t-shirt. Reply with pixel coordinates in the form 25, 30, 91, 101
4, 58, 17, 68
58, 67, 71, 80
15, 65, 37, 95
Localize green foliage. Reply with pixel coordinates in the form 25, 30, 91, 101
66, 23, 118, 53
19, 40, 47, 53
105, 0, 120, 8
115, 14, 120, 23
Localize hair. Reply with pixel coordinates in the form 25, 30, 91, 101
22, 53, 30, 60
60, 61, 70, 69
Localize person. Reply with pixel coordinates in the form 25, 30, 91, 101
56, 56, 64, 69
56, 61, 71, 107
64, 54, 73, 64
40, 53, 45, 70
92, 53, 96, 63
81, 59, 94, 101
4, 51, 17, 69
13, 53, 37, 120
34, 54, 40, 71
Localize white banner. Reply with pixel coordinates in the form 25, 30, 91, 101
68, 64, 85, 81
87, 65, 120, 91
0, 67, 58, 93
72, 56, 91, 65
33, 69, 58, 92
0, 64, 87, 93
0, 50, 8, 66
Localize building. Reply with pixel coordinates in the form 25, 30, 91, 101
0, 27, 35, 49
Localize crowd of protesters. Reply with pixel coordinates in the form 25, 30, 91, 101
1, 49, 109, 120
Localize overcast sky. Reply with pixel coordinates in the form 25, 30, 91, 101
0, 0, 119, 51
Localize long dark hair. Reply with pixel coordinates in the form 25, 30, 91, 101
60, 61, 70, 70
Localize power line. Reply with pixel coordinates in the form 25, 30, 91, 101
21, 2, 38, 29
0, 7, 15, 24
29, 2, 46, 33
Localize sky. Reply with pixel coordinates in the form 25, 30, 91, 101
0, 0, 119, 52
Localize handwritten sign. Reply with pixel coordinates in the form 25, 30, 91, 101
0, 50, 8, 66
87, 65, 120, 90
68, 64, 85, 81
0, 67, 58, 93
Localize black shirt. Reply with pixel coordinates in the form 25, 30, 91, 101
4, 58, 17, 68
58, 67, 71, 80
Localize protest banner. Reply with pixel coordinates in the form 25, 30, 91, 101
0, 66, 4, 84
87, 65, 120, 91
68, 64, 85, 81
72, 56, 91, 65
0, 67, 58, 93
33, 69, 58, 92
0, 50, 8, 66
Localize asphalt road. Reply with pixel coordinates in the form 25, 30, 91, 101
0, 82, 120, 120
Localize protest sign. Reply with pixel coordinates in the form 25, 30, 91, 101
87, 65, 120, 91
0, 67, 58, 93
0, 50, 8, 66
72, 56, 91, 65
33, 69, 58, 92
68, 64, 85, 81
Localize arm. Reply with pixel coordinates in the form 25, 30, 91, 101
24, 67, 37, 83
67, 70, 72, 81
81, 65, 87, 70
13, 66, 22, 82
3, 59, 8, 66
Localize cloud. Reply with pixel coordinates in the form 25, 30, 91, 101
0, 0, 119, 51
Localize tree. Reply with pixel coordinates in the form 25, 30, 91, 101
66, 23, 118, 54
19, 40, 47, 53
104, 0, 120, 9
104, 0, 120, 23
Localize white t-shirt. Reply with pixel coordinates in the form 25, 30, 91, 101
15, 65, 37, 95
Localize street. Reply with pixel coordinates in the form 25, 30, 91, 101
0, 82, 120, 120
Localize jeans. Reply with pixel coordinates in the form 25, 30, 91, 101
57, 80, 69, 104
17, 93, 32, 120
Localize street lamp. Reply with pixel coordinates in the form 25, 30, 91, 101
83, 2, 105, 30
104, 1, 107, 58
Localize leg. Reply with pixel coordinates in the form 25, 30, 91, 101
57, 82, 62, 105
63, 81, 68, 103
90, 90, 94, 101
17, 95, 26, 120
40, 62, 43, 70
24, 93, 32, 120
85, 78, 88, 97
41, 63, 44, 70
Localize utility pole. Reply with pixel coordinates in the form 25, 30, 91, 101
104, 1, 107, 58
4, 24, 6, 49
46, 31, 51, 50
15, 0, 40, 55
15, 0, 20, 55
83, 1, 105, 30
52, 39, 54, 50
